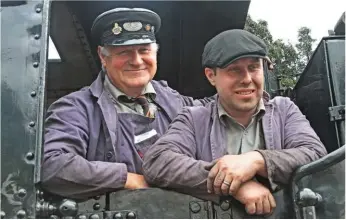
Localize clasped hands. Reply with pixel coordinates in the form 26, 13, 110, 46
124, 151, 276, 215
207, 151, 276, 215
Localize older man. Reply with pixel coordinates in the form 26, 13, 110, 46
142, 29, 327, 215
41, 8, 213, 199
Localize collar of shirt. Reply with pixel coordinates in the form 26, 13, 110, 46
104, 74, 157, 101
217, 98, 266, 127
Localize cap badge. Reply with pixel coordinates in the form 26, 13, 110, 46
145, 24, 151, 31
123, 22, 143, 32
151, 26, 155, 33
112, 23, 122, 35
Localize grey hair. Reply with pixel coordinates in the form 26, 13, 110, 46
100, 43, 160, 57
152, 43, 160, 52
100, 46, 111, 57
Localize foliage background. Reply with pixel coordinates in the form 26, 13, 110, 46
244, 16, 316, 89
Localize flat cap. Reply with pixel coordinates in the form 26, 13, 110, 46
202, 29, 268, 68
91, 8, 161, 46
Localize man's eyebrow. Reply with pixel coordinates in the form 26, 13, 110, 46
249, 57, 261, 63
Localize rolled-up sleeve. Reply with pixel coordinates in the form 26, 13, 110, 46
42, 97, 127, 199
256, 98, 327, 191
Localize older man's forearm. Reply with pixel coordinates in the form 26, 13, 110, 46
41, 153, 128, 199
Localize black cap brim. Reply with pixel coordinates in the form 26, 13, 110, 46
91, 8, 161, 46
220, 54, 266, 68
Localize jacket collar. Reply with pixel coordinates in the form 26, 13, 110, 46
262, 90, 271, 106
210, 90, 273, 158
89, 72, 175, 121
89, 71, 105, 98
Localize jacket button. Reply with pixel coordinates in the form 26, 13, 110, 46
106, 152, 113, 159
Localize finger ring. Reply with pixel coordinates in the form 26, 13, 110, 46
223, 181, 231, 186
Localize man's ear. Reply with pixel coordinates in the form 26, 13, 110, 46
205, 67, 216, 86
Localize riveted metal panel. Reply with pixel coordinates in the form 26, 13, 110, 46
1, 0, 50, 218
108, 188, 210, 218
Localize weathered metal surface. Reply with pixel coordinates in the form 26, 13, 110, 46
325, 39, 345, 148
35, 191, 107, 218
1, 0, 49, 218
292, 36, 345, 153
329, 105, 345, 122
291, 146, 345, 219
296, 188, 322, 219
75, 195, 107, 218
47, 1, 98, 107
108, 188, 210, 218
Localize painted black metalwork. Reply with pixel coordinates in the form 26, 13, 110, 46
291, 146, 345, 218
329, 105, 345, 121
292, 36, 345, 153
213, 200, 233, 219
70, 8, 99, 79
108, 189, 210, 218
36, 192, 107, 218
34, 0, 50, 184
325, 38, 345, 147
1, 0, 48, 218
296, 188, 322, 219
35, 200, 57, 217
0, 1, 26, 7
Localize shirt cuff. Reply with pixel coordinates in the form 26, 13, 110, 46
254, 150, 280, 192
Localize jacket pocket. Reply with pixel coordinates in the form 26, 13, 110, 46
134, 129, 160, 158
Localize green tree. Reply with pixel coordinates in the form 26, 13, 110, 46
244, 15, 299, 88
295, 27, 316, 74
269, 39, 299, 88
244, 15, 273, 46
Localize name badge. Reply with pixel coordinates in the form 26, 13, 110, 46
134, 129, 158, 144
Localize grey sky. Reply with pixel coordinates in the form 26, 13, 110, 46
248, 0, 345, 49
